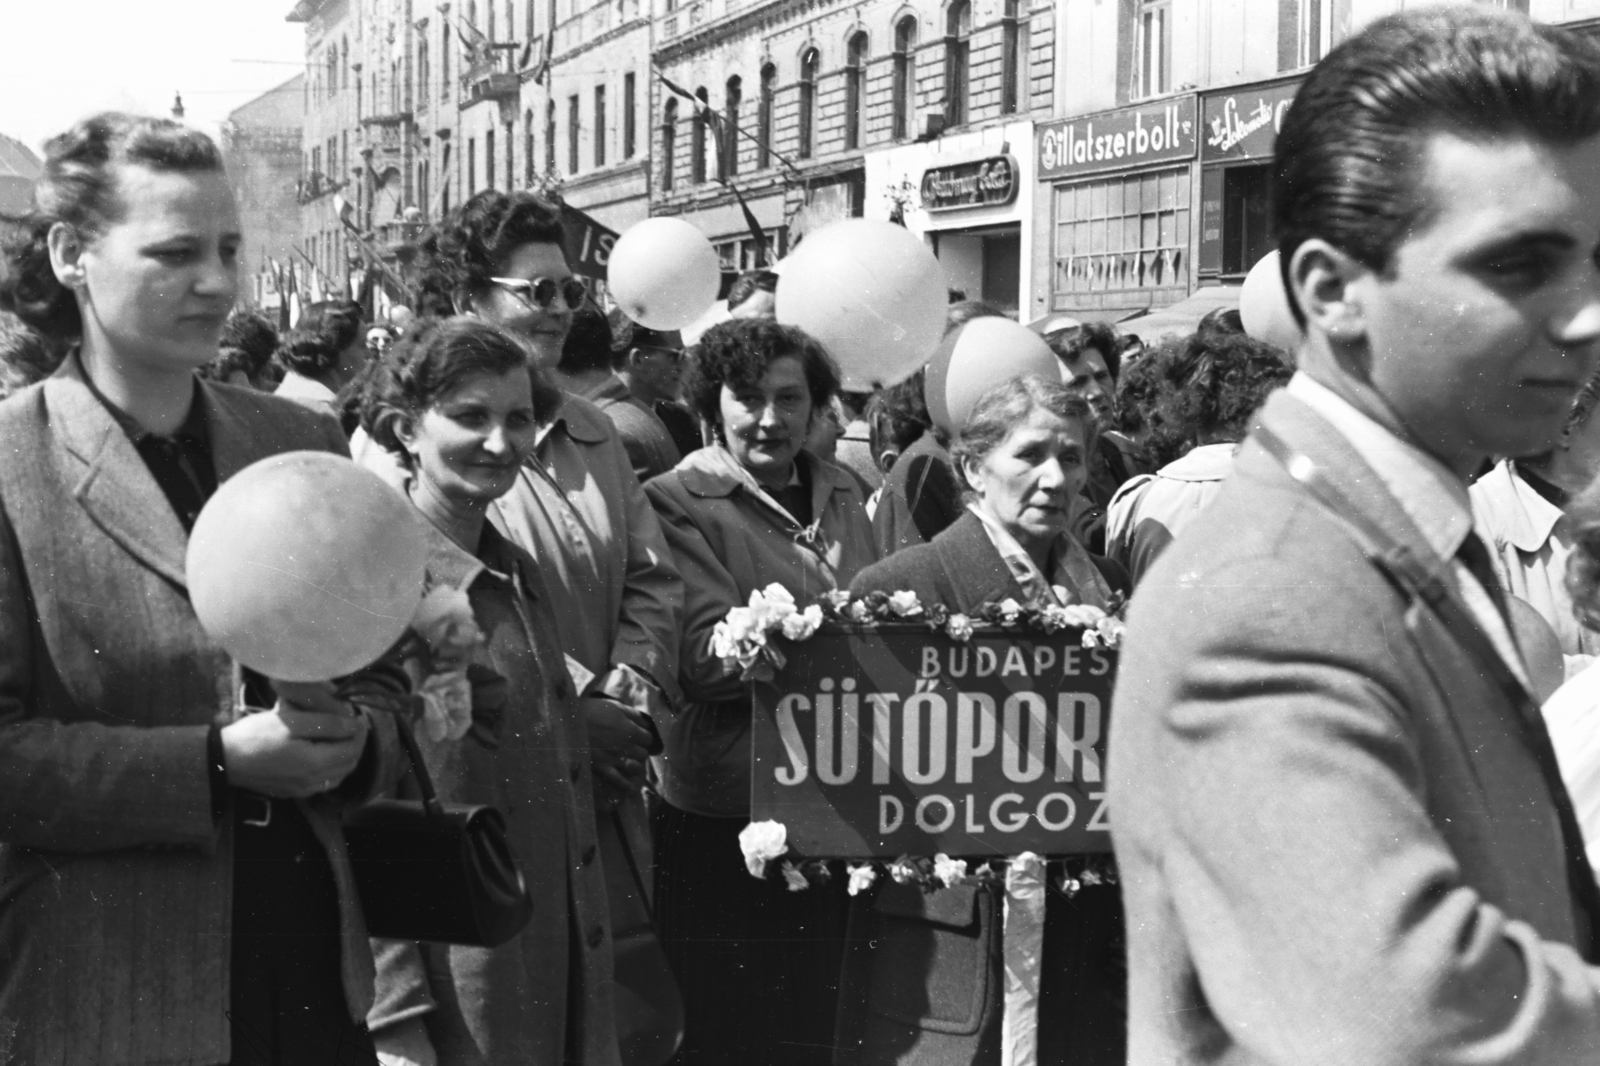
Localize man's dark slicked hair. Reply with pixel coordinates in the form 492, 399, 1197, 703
1274, 6, 1600, 323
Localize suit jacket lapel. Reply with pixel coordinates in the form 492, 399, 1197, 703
46, 357, 190, 589
937, 511, 1023, 609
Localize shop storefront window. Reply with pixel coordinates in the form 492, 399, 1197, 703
1052, 167, 1189, 303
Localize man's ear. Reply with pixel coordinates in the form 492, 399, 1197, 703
47, 222, 87, 290
1289, 239, 1367, 345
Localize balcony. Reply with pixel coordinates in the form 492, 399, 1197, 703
656, 0, 782, 48
464, 48, 520, 106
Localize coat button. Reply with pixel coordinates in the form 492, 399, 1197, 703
582, 845, 597, 866
586, 925, 605, 949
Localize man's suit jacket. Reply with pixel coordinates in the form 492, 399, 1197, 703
1108, 389, 1600, 1064
0, 355, 401, 1066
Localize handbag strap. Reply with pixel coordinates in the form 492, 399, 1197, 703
1254, 422, 1600, 960
392, 698, 447, 818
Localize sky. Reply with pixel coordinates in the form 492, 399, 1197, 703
0, 0, 308, 157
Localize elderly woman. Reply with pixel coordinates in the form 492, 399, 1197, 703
643, 317, 878, 1066
845, 376, 1127, 1066
359, 317, 619, 1066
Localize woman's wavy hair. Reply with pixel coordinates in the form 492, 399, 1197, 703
359, 316, 562, 470
414, 190, 566, 315
1161, 328, 1291, 445
276, 300, 364, 378
0, 113, 224, 342
1274, 7, 1600, 325
683, 318, 841, 437
950, 376, 1092, 494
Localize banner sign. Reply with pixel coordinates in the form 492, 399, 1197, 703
559, 202, 618, 280
920, 156, 1020, 211
751, 626, 1115, 857
1036, 97, 1197, 180
1200, 78, 1301, 162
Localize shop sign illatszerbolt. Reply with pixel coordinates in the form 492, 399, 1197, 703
751, 626, 1115, 858
1036, 97, 1197, 180
919, 156, 1020, 211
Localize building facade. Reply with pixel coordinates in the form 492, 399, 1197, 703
221, 76, 306, 310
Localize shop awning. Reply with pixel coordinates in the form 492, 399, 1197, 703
1114, 285, 1241, 343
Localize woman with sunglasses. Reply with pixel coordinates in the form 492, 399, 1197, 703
0, 113, 407, 1066
380, 191, 684, 1063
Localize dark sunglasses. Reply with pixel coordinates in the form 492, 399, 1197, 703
489, 275, 588, 310
635, 344, 684, 363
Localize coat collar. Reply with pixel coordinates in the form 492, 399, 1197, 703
1472, 460, 1565, 555
933, 511, 1024, 609
537, 391, 612, 449
675, 445, 854, 526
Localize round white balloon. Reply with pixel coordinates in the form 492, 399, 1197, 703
925, 317, 1061, 435
608, 217, 722, 331
1239, 250, 1303, 355
775, 220, 947, 392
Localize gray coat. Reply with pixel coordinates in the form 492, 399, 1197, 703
0, 355, 402, 1066
1109, 389, 1600, 1064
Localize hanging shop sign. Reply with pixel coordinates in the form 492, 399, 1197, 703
751, 626, 1115, 857
920, 155, 1020, 211
1037, 97, 1197, 181
1200, 78, 1302, 163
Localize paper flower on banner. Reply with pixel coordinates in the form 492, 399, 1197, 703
738, 820, 789, 879
780, 860, 810, 892
847, 862, 879, 897
945, 613, 975, 642
781, 604, 825, 641
887, 590, 923, 617
933, 854, 969, 888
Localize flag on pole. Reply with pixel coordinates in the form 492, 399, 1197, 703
332, 191, 358, 233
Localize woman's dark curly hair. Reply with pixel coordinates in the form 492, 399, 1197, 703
1161, 329, 1291, 444
684, 318, 841, 436
414, 190, 566, 314
1567, 481, 1600, 631
276, 300, 364, 378
0, 113, 224, 342
1047, 320, 1122, 383
359, 316, 562, 470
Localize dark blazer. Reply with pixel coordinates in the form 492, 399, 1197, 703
1109, 389, 1600, 1064
0, 355, 402, 1066
849, 510, 1129, 607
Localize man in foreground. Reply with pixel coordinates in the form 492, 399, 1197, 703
1109, 8, 1600, 1061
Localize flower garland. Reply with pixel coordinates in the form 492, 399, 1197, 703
711, 585, 1127, 683
737, 820, 1119, 899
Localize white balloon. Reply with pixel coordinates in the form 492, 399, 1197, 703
925, 317, 1061, 435
608, 217, 723, 331
1239, 250, 1303, 354
775, 220, 947, 392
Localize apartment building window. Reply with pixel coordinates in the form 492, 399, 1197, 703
662, 98, 678, 191
723, 76, 741, 177
1001, 0, 1023, 114
595, 85, 607, 167
692, 87, 709, 182
505, 120, 514, 188
418, 40, 430, 102
758, 64, 776, 168
486, 127, 496, 190
441, 143, 451, 213
568, 94, 580, 173
892, 17, 916, 140
528, 0, 538, 42
546, 100, 557, 173
798, 49, 819, 159
341, 37, 350, 90
340, 133, 348, 181
526, 108, 536, 182
328, 137, 337, 179
418, 160, 429, 219
468, 137, 477, 193
327, 48, 338, 99
945, 2, 970, 126
1279, 0, 1336, 68
845, 33, 867, 150
624, 72, 637, 158
442, 27, 451, 92
1135, 0, 1171, 98
488, 0, 497, 40
311, 146, 322, 183
391, 59, 402, 112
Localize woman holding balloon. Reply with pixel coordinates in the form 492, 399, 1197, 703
643, 317, 878, 1066
411, 190, 685, 1062
358, 317, 621, 1066
0, 113, 407, 1066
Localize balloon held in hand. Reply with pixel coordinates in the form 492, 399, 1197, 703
775, 219, 947, 393
1239, 250, 1303, 356
186, 451, 430, 681
608, 217, 723, 331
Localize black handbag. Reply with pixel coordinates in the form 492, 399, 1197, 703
343, 706, 535, 947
